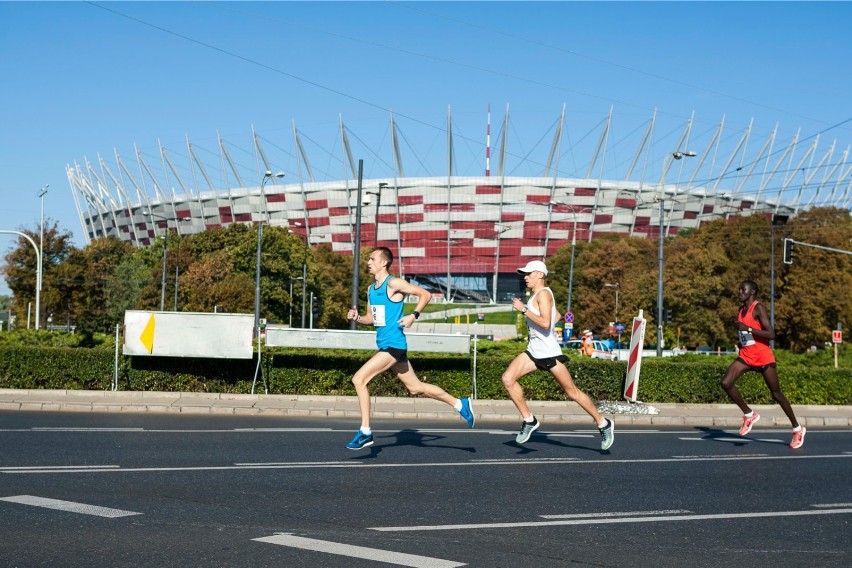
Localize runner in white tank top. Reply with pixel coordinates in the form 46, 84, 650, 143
502, 259, 615, 450
524, 287, 562, 359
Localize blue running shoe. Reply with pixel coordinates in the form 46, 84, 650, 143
459, 397, 475, 428
346, 430, 374, 450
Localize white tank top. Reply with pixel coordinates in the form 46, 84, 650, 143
525, 287, 562, 358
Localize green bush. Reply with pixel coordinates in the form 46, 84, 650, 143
0, 343, 849, 405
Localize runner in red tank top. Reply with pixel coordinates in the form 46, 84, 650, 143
721, 280, 806, 448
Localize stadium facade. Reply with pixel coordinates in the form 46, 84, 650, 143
66, 107, 849, 302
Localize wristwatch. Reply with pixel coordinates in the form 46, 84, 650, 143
412, 311, 421, 320
521, 307, 528, 314
747, 327, 752, 333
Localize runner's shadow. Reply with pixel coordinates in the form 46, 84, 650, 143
693, 426, 753, 446
503, 433, 606, 455
349, 429, 477, 460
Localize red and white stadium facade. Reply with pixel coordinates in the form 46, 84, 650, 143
66, 108, 847, 302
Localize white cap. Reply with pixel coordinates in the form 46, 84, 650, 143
516, 260, 548, 276
582, 329, 593, 336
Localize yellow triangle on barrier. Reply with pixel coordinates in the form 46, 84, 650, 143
140, 314, 155, 354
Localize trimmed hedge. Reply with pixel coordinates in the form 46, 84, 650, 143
1, 345, 850, 405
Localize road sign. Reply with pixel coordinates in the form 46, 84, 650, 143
832, 330, 842, 344
564, 311, 574, 323
615, 323, 626, 333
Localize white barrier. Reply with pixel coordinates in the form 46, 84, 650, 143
265, 326, 476, 397
265, 327, 471, 354
624, 310, 647, 401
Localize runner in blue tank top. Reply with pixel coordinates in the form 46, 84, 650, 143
344, 247, 475, 450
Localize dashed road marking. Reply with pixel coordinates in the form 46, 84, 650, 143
254, 533, 465, 567
0, 495, 141, 518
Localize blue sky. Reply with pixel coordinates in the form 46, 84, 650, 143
2, 1, 851, 296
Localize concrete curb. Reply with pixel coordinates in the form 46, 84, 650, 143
0, 388, 850, 427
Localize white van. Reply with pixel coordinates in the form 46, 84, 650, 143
565, 339, 616, 360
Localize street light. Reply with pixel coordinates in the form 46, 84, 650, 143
770, 214, 789, 349
37, 184, 48, 328
288, 275, 304, 328
367, 182, 388, 248
254, 170, 285, 334
0, 230, 41, 330
142, 209, 185, 311
604, 281, 620, 349
657, 150, 696, 355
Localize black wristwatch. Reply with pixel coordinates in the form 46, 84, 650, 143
412, 311, 421, 320
521, 307, 528, 314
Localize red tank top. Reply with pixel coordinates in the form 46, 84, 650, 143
737, 301, 775, 367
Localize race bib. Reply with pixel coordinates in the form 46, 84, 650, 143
371, 305, 386, 327
738, 330, 755, 347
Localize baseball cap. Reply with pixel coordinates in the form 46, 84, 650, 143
516, 260, 549, 276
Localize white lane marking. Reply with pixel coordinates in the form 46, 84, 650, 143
678, 437, 785, 443
370, 507, 852, 532
0, 495, 142, 518
253, 533, 465, 567
3, 453, 851, 475
470, 457, 578, 463
0, 465, 119, 471
540, 509, 691, 519
233, 428, 334, 432
672, 454, 768, 458
812, 503, 852, 508
31, 427, 145, 431
234, 461, 352, 466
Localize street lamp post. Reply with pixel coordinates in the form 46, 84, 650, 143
38, 184, 48, 328
288, 275, 304, 328
160, 239, 167, 311
770, 214, 789, 349
369, 182, 388, 248
604, 281, 620, 349
0, 230, 41, 330
657, 150, 696, 356
254, 170, 285, 334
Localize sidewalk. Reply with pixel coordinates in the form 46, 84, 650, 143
1, 389, 850, 427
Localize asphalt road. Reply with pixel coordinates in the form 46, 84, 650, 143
1, 411, 850, 567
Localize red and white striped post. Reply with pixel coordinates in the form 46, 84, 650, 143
624, 309, 647, 402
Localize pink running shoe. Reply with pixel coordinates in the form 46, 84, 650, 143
790, 426, 806, 449
739, 412, 761, 436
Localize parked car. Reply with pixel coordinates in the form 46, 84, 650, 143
565, 339, 616, 360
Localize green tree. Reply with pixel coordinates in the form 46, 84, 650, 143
2, 221, 75, 328
776, 207, 852, 350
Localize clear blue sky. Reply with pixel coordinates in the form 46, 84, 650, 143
2, 1, 851, 296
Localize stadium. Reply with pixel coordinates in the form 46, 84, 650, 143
65, 107, 849, 303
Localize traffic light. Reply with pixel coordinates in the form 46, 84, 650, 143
783, 238, 794, 264
665, 309, 672, 324
312, 301, 320, 320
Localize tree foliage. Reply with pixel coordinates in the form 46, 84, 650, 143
2, 208, 849, 352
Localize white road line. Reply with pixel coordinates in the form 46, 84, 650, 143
370, 507, 852, 532
0, 495, 142, 518
540, 509, 691, 519
0, 465, 119, 471
3, 453, 850, 475
672, 454, 768, 458
678, 437, 784, 443
31, 427, 145, 431
253, 533, 465, 567
812, 503, 852, 508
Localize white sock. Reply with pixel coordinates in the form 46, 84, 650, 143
360, 427, 371, 435
523, 415, 535, 424
598, 419, 608, 429
454, 399, 462, 411
793, 425, 803, 432
744, 411, 754, 418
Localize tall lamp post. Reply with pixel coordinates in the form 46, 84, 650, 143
657, 150, 696, 356
367, 182, 387, 248
0, 230, 41, 330
37, 184, 48, 328
604, 281, 620, 349
143, 210, 185, 311
770, 214, 788, 349
254, 170, 285, 333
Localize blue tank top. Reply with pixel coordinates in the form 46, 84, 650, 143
368, 275, 407, 350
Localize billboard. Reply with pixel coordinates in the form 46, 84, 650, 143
123, 311, 254, 359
